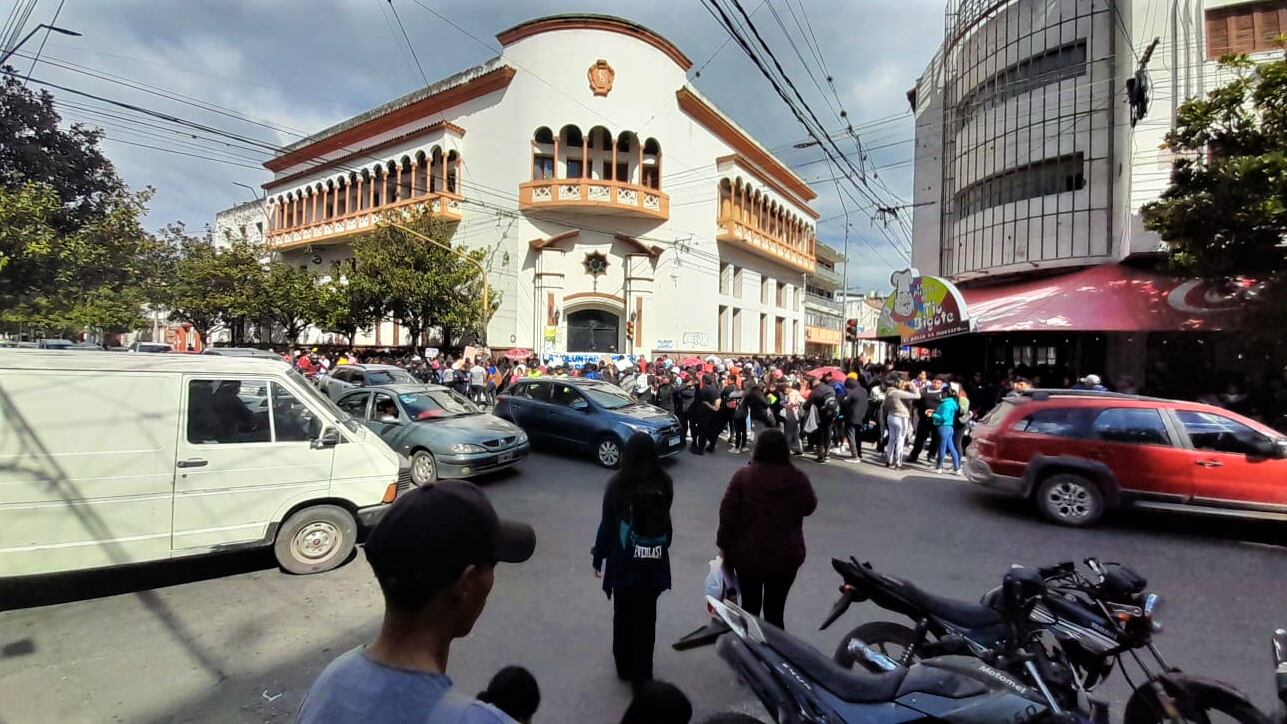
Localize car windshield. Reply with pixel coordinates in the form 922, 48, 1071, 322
582, 385, 635, 410
399, 389, 479, 420
367, 368, 416, 385
287, 369, 360, 433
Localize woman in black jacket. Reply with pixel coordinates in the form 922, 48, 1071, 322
592, 433, 673, 687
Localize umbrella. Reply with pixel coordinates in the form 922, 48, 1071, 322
807, 366, 844, 379
503, 348, 533, 361
680, 356, 704, 367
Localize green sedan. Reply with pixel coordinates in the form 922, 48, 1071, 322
335, 383, 529, 486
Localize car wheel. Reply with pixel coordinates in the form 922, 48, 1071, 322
273, 504, 356, 575
410, 449, 438, 486
1035, 473, 1104, 527
596, 436, 623, 468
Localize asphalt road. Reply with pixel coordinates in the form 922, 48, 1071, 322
1, 442, 1283, 723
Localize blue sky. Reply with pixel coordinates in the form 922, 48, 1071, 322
10, 0, 942, 292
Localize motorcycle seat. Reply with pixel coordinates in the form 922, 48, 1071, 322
761, 624, 907, 703
881, 576, 1002, 629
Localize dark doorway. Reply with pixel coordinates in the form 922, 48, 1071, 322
567, 309, 619, 352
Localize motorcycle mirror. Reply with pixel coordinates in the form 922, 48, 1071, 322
672, 618, 731, 651
820, 591, 854, 631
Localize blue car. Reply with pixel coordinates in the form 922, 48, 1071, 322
494, 377, 684, 467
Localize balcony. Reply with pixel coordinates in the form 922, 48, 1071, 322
518, 179, 668, 221
268, 193, 462, 250
716, 217, 816, 274
804, 292, 843, 314
812, 264, 843, 289
805, 325, 843, 346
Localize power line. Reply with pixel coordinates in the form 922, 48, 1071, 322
386, 0, 429, 86
20, 0, 61, 84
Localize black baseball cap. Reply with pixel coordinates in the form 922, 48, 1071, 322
365, 481, 535, 604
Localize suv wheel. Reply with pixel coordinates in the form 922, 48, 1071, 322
1035, 474, 1104, 527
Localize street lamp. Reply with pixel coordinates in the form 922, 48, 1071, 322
0, 24, 81, 66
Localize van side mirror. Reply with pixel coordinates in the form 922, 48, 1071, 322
311, 427, 340, 449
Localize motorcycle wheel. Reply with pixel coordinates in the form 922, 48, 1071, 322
1122, 675, 1270, 724
833, 621, 920, 672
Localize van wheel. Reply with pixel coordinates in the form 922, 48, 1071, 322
410, 450, 438, 486
1035, 474, 1104, 527
274, 505, 356, 575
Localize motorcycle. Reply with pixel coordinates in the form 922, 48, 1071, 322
1274, 628, 1287, 723
823, 556, 1267, 724
678, 594, 1088, 723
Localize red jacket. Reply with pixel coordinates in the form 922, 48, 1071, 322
716, 462, 817, 575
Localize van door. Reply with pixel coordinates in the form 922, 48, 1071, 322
173, 376, 335, 551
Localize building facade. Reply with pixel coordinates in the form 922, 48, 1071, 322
241, 15, 818, 356
803, 242, 844, 357
212, 199, 269, 249
908, 0, 1276, 386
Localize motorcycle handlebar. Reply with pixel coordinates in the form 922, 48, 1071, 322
820, 591, 855, 631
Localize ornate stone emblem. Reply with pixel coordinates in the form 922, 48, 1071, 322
587, 59, 615, 97
582, 251, 610, 277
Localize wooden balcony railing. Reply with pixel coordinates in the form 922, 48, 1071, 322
716, 216, 816, 274
267, 192, 462, 250
518, 179, 668, 220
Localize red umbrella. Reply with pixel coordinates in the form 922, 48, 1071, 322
680, 356, 704, 367
503, 348, 533, 361
807, 366, 844, 379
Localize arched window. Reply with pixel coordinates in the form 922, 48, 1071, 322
642, 138, 661, 189
558, 125, 583, 179
413, 151, 427, 196
616, 131, 639, 184
325, 180, 336, 219
429, 148, 443, 193
446, 150, 459, 194
532, 128, 554, 180
398, 156, 412, 202
719, 178, 733, 221
587, 126, 611, 180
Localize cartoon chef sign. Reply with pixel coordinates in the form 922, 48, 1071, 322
877, 268, 974, 343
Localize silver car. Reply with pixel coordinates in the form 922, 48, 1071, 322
319, 363, 418, 401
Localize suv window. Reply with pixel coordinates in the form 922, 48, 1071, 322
1177, 410, 1271, 455
1093, 408, 1171, 446
550, 383, 587, 409
1011, 407, 1090, 438
516, 381, 551, 402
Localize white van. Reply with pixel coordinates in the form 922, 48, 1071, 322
0, 350, 405, 577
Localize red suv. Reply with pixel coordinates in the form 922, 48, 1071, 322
964, 390, 1287, 527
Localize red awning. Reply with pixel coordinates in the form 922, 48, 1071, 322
960, 264, 1247, 334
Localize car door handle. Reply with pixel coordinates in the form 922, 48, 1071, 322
177, 458, 208, 468
1195, 460, 1223, 468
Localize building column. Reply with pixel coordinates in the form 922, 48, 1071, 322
440, 154, 448, 194
369, 172, 376, 209
582, 134, 589, 179
552, 137, 560, 179
625, 253, 655, 356
533, 248, 566, 355
410, 162, 417, 198
395, 164, 403, 203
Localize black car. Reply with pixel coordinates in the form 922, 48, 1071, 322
494, 377, 683, 467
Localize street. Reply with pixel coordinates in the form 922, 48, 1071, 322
2, 442, 1283, 723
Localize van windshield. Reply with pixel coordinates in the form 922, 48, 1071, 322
288, 369, 360, 433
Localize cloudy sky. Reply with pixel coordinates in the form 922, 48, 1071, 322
9, 0, 942, 292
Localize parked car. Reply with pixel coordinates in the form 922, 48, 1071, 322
68, 342, 105, 351
493, 376, 683, 467
319, 364, 418, 401
202, 347, 284, 361
336, 383, 528, 485
965, 389, 1287, 527
129, 342, 173, 353
37, 339, 75, 350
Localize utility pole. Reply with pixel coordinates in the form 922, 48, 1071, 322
0, 24, 80, 66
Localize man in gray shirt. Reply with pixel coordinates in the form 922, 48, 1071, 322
297, 482, 536, 723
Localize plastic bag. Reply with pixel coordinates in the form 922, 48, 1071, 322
803, 406, 819, 434
703, 556, 739, 609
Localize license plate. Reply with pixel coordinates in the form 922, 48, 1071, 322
498, 452, 514, 463
667, 436, 681, 447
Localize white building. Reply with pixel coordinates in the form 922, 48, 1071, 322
240, 14, 819, 356
906, 0, 1274, 383
803, 242, 844, 357
212, 199, 269, 249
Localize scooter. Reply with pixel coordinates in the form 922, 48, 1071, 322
677, 595, 1089, 723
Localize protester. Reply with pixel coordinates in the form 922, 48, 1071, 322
882, 379, 920, 470
907, 376, 945, 465
932, 385, 963, 475
296, 482, 536, 723
477, 667, 540, 724
716, 429, 816, 629
592, 433, 674, 687
801, 375, 838, 463
691, 374, 721, 455
952, 384, 972, 460
840, 378, 868, 462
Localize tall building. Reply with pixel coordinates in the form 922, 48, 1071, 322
906, 0, 1267, 389
235, 14, 819, 356
803, 242, 844, 357
212, 199, 269, 249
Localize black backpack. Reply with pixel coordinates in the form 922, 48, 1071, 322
618, 484, 671, 561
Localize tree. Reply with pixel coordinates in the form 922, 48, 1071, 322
160, 228, 265, 345
258, 259, 322, 345
1141, 54, 1287, 337
349, 208, 495, 347
0, 71, 124, 231
318, 274, 376, 346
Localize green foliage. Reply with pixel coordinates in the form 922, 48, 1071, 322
159, 228, 266, 344
317, 274, 376, 346
258, 259, 323, 344
348, 207, 495, 346
1142, 55, 1287, 337
0, 71, 124, 231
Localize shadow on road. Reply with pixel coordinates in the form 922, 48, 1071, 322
0, 548, 278, 611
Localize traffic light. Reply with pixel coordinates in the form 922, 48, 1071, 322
845, 319, 858, 342
625, 320, 635, 341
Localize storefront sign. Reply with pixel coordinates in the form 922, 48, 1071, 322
877, 268, 974, 344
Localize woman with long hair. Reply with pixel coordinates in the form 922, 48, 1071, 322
715, 428, 817, 629
592, 433, 674, 687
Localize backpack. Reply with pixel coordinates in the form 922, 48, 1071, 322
618, 484, 671, 562
823, 393, 840, 416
